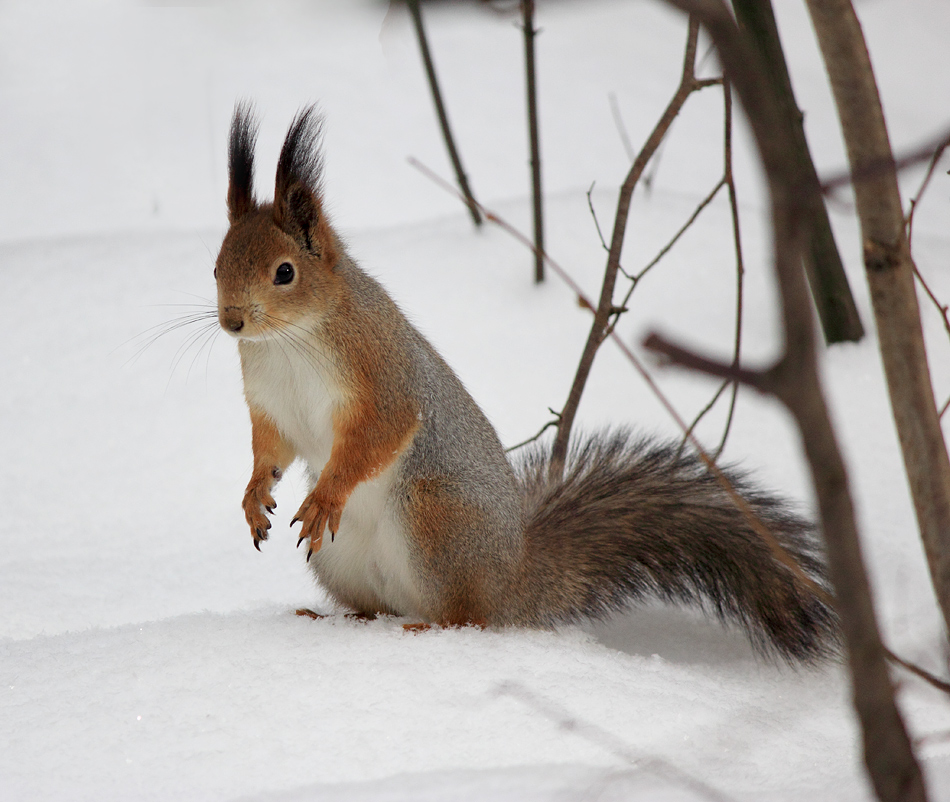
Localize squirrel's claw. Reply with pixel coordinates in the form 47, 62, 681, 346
243, 472, 278, 551
291, 490, 346, 560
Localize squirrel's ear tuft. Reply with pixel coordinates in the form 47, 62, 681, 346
227, 100, 261, 222
274, 105, 335, 263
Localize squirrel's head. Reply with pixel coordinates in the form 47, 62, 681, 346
214, 102, 340, 340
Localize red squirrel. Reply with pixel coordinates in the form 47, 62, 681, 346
212, 103, 837, 660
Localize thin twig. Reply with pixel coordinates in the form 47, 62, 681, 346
522, 0, 544, 282
905, 140, 950, 358
637, 178, 726, 281
505, 410, 562, 453
884, 646, 950, 696
614, 176, 726, 331
586, 182, 611, 253
608, 92, 636, 163
912, 265, 950, 343
659, 81, 745, 461
717, 78, 744, 458
904, 136, 948, 249
678, 378, 731, 460
407, 0, 482, 227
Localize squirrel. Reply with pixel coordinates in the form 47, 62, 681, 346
212, 103, 838, 662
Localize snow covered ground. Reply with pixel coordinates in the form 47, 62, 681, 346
2, 0, 949, 799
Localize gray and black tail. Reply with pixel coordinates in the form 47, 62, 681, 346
512, 429, 838, 662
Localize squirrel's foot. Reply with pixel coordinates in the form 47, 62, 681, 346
295, 608, 324, 620
295, 609, 378, 623
290, 489, 344, 560
242, 473, 277, 551
403, 618, 487, 633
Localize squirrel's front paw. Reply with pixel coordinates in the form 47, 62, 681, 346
291, 489, 344, 561
242, 472, 278, 551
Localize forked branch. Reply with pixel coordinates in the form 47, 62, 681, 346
548, 16, 711, 479
647, 1, 927, 800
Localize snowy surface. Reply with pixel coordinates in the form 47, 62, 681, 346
2, 0, 950, 799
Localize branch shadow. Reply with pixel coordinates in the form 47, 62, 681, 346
584, 603, 759, 667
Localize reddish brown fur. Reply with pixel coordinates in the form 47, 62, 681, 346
216, 205, 342, 340
405, 477, 489, 626
243, 406, 296, 548
294, 383, 421, 554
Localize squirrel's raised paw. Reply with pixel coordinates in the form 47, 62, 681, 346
291, 489, 344, 560
242, 474, 277, 550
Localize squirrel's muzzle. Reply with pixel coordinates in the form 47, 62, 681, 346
219, 308, 246, 335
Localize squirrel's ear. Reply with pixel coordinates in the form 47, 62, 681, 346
227, 101, 260, 222
273, 106, 336, 264
275, 182, 322, 254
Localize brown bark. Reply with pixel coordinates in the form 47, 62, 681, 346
406, 0, 482, 227
648, 2, 928, 799
804, 0, 950, 642
522, 0, 544, 283
731, 0, 864, 344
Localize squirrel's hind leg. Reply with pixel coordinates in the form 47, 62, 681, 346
401, 475, 516, 627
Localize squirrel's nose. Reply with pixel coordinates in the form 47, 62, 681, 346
220, 309, 246, 334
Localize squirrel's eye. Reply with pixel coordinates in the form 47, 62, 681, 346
274, 262, 295, 286
213, 267, 218, 279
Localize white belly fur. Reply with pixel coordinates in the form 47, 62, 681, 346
240, 337, 424, 617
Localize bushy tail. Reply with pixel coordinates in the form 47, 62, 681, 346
510, 429, 839, 662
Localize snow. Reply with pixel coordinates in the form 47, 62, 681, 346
2, 0, 949, 799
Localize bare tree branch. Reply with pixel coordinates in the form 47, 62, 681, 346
912, 265, 950, 345
522, 0, 545, 282
549, 17, 710, 479
820, 127, 950, 196
505, 410, 561, 453
732, 0, 864, 344
883, 646, 950, 696
678, 378, 731, 461
806, 0, 950, 655
406, 0, 482, 227
644, 332, 773, 393
904, 136, 949, 248
586, 182, 612, 254
714, 78, 743, 457
649, 2, 928, 799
